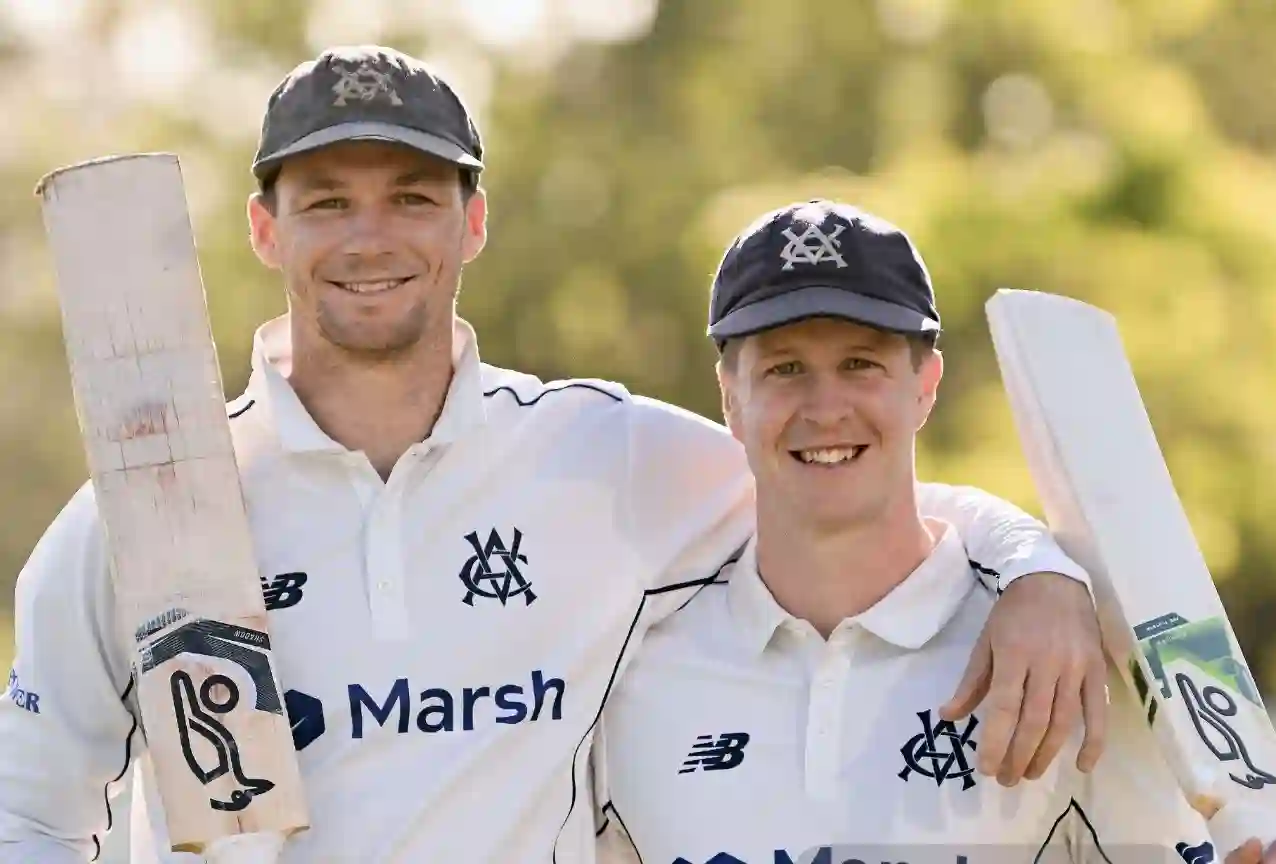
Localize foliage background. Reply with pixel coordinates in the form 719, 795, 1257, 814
2, 0, 1276, 857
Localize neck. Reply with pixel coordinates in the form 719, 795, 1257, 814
286, 323, 456, 480
754, 485, 937, 639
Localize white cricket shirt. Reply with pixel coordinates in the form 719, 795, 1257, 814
0, 316, 1087, 864
596, 524, 1215, 864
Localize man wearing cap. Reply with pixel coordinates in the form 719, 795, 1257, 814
593, 200, 1252, 864
1, 49, 1105, 863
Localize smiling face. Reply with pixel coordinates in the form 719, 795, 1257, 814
718, 317, 943, 533
247, 140, 487, 360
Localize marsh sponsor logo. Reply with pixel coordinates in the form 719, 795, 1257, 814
348, 669, 564, 738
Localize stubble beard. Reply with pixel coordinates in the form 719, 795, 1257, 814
311, 270, 460, 361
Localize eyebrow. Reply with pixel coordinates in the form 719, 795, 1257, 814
292, 174, 345, 194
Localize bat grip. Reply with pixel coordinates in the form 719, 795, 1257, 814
1207, 801, 1271, 858
203, 831, 286, 864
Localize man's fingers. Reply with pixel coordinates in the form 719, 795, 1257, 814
1075, 660, 1109, 772
941, 630, 991, 722
997, 669, 1057, 785
1023, 666, 1083, 781
1223, 837, 1264, 864
974, 654, 1028, 777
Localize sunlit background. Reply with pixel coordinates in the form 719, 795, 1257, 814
3, 0, 1276, 858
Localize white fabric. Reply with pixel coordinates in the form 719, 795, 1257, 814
596, 526, 1212, 864
0, 315, 1088, 863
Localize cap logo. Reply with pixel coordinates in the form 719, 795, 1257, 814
331, 60, 404, 107
779, 223, 847, 271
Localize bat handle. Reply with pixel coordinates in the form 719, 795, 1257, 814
203, 831, 287, 864
1207, 801, 1272, 858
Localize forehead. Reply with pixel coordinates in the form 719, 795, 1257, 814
744, 317, 901, 355
274, 141, 459, 188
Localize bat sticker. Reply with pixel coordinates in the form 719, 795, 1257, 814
138, 614, 285, 809
172, 671, 276, 811
1135, 613, 1263, 708
1177, 673, 1276, 790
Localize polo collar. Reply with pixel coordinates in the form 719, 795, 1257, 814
242, 314, 487, 453
727, 520, 977, 657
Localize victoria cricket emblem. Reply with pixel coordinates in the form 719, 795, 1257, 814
460, 528, 537, 607
899, 709, 979, 790
779, 222, 847, 270
331, 60, 404, 107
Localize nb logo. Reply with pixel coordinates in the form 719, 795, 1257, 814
460, 528, 536, 607
899, 709, 979, 791
779, 222, 847, 271
261, 572, 308, 611
331, 60, 403, 107
680, 732, 750, 773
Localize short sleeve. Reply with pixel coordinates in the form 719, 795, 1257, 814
618, 396, 754, 623
916, 482, 1092, 594
0, 484, 141, 862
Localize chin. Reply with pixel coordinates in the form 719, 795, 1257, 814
317, 310, 432, 354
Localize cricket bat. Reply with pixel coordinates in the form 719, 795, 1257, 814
35, 154, 308, 860
987, 289, 1275, 854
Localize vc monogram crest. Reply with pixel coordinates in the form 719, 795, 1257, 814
460, 528, 537, 607
331, 60, 404, 107
899, 709, 979, 791
779, 222, 847, 270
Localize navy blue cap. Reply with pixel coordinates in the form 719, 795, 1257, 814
708, 200, 940, 344
252, 45, 483, 185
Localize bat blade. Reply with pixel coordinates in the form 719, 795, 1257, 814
36, 154, 308, 853
987, 288, 1276, 850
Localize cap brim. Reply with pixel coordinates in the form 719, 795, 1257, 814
708, 285, 940, 341
252, 121, 483, 180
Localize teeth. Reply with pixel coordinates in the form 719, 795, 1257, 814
798, 447, 860, 464
338, 279, 405, 294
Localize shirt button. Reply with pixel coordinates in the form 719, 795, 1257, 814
377, 580, 390, 591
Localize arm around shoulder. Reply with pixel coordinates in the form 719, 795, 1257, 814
620, 397, 754, 611
916, 481, 1091, 593
0, 484, 139, 862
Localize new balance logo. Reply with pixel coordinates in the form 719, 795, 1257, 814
261, 572, 308, 611
679, 732, 749, 773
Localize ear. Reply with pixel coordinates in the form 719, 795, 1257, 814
716, 360, 745, 444
914, 349, 944, 431
247, 193, 281, 270
461, 188, 488, 264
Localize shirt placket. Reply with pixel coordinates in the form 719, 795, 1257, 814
349, 456, 411, 641
803, 629, 855, 800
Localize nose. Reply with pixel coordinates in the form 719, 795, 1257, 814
798, 372, 853, 428
340, 204, 396, 258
